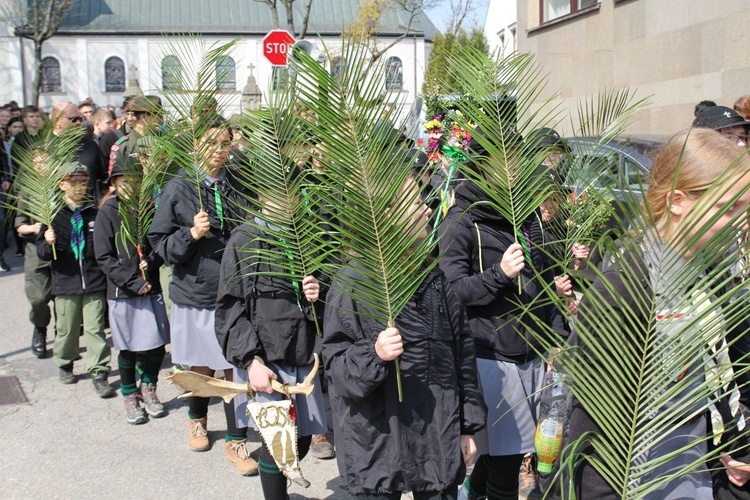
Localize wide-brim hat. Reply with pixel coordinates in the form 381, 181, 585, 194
693, 105, 750, 131
61, 161, 89, 181
129, 95, 164, 115
108, 154, 142, 184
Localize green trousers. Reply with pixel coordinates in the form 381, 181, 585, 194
23, 242, 52, 328
53, 291, 111, 374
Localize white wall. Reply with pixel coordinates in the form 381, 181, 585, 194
484, 0, 517, 58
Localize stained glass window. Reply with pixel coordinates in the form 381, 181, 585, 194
216, 56, 236, 91
104, 56, 125, 92
162, 56, 182, 91
41, 57, 61, 93
385, 57, 403, 90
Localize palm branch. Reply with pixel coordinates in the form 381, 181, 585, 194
115, 132, 177, 277
290, 37, 440, 401
8, 123, 85, 259
522, 142, 750, 498
228, 90, 333, 334
151, 35, 240, 210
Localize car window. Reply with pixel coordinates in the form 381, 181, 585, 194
622, 156, 648, 190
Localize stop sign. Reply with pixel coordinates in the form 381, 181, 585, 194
263, 30, 296, 66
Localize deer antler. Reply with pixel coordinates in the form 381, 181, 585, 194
166, 353, 319, 403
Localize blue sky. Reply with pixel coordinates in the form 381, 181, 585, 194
423, 1, 490, 33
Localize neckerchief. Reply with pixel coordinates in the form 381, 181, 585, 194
254, 217, 303, 311
70, 208, 85, 261
517, 224, 533, 266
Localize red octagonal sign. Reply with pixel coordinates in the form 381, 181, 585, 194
263, 30, 296, 66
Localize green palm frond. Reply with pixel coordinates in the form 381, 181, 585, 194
9, 123, 85, 259
523, 142, 750, 498
152, 35, 240, 209
230, 90, 334, 334
290, 37, 440, 401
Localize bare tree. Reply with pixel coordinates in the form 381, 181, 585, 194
253, 0, 313, 39
446, 0, 473, 36
1, 0, 76, 106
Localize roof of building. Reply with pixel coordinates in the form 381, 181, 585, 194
58, 0, 437, 41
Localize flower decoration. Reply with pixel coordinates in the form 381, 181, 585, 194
423, 115, 443, 164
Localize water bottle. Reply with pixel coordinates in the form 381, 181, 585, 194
534, 369, 566, 475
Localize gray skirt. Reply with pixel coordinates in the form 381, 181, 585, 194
169, 303, 232, 370
107, 294, 170, 352
474, 356, 545, 456
232, 361, 327, 437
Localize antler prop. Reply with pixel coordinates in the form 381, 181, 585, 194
166, 354, 319, 403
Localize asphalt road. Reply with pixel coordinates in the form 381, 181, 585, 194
0, 252, 353, 499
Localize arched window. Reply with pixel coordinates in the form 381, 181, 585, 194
216, 56, 236, 91
104, 56, 126, 92
330, 57, 345, 82
41, 57, 61, 93
162, 55, 182, 91
385, 57, 403, 90
272, 66, 288, 91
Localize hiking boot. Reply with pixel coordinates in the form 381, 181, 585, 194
225, 440, 259, 476
31, 327, 46, 358
92, 373, 116, 399
310, 433, 335, 459
59, 364, 76, 384
140, 383, 166, 418
519, 453, 542, 500
188, 417, 210, 451
123, 393, 147, 425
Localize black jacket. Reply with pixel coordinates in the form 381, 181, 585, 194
215, 223, 321, 368
147, 168, 250, 309
98, 124, 127, 160
437, 181, 567, 363
36, 202, 106, 295
322, 266, 487, 496
94, 196, 163, 300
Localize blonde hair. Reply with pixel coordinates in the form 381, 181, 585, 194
734, 95, 750, 120
645, 128, 750, 227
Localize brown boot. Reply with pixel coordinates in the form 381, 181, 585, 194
188, 417, 210, 451
225, 440, 259, 476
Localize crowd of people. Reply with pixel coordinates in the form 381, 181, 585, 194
1, 90, 750, 500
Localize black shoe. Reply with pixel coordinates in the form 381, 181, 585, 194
92, 373, 116, 399
59, 365, 76, 384
31, 327, 46, 358
0, 259, 9, 272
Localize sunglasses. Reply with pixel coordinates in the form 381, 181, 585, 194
64, 115, 83, 123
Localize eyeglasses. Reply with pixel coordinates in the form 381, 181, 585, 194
722, 132, 749, 145
64, 115, 83, 123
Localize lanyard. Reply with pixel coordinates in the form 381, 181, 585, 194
70, 208, 85, 261
213, 181, 224, 230
516, 224, 533, 266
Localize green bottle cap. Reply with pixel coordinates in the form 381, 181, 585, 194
537, 461, 554, 474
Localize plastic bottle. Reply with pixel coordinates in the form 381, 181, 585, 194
534, 369, 566, 475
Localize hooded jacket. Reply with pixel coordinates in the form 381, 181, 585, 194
322, 265, 487, 496
94, 195, 163, 300
437, 181, 567, 363
36, 202, 106, 295
215, 222, 322, 368
147, 168, 251, 309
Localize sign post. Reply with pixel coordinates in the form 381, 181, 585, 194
262, 30, 296, 66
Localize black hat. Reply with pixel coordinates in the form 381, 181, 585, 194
692, 105, 750, 131
61, 161, 89, 181
402, 148, 429, 170
527, 127, 571, 153
108, 154, 142, 184
465, 126, 523, 164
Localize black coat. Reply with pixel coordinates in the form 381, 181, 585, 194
215, 223, 321, 368
36, 202, 106, 295
147, 168, 250, 309
322, 266, 487, 496
437, 181, 567, 363
94, 196, 163, 300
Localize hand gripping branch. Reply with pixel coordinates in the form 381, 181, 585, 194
166, 353, 319, 403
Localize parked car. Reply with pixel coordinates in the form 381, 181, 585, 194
561, 134, 667, 198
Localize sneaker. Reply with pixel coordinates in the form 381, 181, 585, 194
123, 393, 147, 425
519, 453, 542, 500
310, 433, 335, 459
225, 440, 259, 476
59, 364, 76, 384
140, 383, 166, 418
0, 259, 10, 272
188, 417, 210, 451
92, 373, 116, 399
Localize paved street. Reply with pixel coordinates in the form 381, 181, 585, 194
0, 252, 351, 499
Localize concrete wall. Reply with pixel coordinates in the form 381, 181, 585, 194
0, 33, 427, 125
484, 0, 518, 59
517, 0, 750, 136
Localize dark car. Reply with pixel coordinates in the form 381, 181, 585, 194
561, 134, 667, 198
